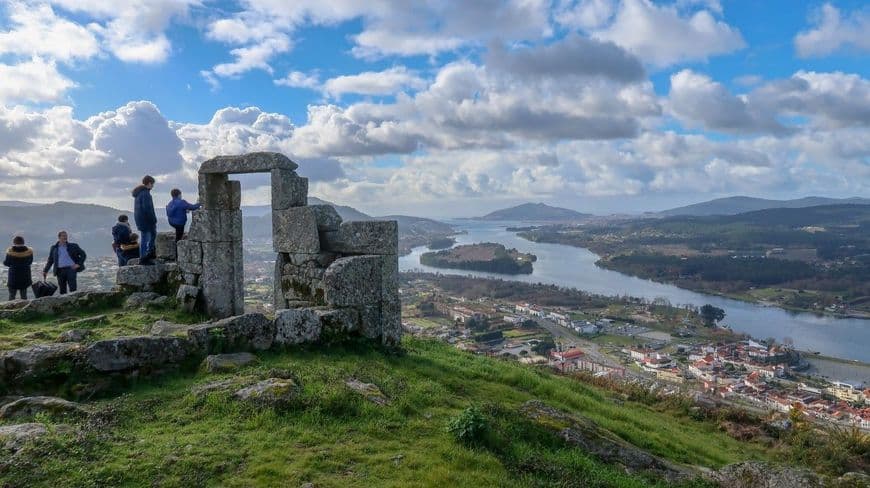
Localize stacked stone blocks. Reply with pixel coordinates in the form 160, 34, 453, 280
165, 151, 401, 346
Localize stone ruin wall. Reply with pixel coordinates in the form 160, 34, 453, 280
160, 152, 401, 346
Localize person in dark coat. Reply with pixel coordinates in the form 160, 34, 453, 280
120, 233, 140, 262
112, 214, 133, 266
43, 231, 86, 295
166, 188, 201, 241
4, 236, 33, 300
133, 175, 157, 265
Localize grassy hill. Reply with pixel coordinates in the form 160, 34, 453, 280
0, 303, 781, 487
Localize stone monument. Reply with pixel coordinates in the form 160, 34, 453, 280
165, 152, 401, 345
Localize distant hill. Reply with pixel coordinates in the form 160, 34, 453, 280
0, 201, 130, 258
659, 196, 870, 217
243, 197, 372, 221
475, 203, 592, 222
0, 200, 42, 207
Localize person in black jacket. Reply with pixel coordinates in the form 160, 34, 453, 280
112, 214, 133, 266
133, 175, 157, 265
120, 233, 140, 262
4, 236, 33, 300
43, 231, 86, 295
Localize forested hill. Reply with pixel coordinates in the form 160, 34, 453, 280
658, 204, 870, 228
659, 196, 870, 217
475, 202, 592, 222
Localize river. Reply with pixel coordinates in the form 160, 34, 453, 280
399, 220, 870, 362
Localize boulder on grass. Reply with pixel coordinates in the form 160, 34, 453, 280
0, 423, 47, 453
202, 352, 258, 373
233, 378, 299, 407
0, 396, 87, 420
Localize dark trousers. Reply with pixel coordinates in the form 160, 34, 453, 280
8, 288, 27, 300
171, 224, 185, 242
57, 267, 77, 294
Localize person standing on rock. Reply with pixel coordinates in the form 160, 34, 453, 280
133, 175, 158, 265
112, 214, 134, 266
43, 231, 86, 295
4, 236, 33, 300
166, 188, 201, 241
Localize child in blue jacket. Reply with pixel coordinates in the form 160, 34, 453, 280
166, 188, 202, 241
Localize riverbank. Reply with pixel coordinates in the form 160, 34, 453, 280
593, 257, 869, 320
420, 242, 536, 275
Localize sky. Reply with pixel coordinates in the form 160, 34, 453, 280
0, 0, 868, 217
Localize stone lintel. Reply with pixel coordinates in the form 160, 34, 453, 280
199, 152, 298, 174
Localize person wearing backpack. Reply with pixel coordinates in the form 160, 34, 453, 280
166, 188, 201, 241
4, 236, 33, 300
43, 231, 87, 295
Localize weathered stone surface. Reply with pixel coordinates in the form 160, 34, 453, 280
316, 308, 359, 336
233, 377, 299, 406
202, 352, 258, 373
272, 206, 320, 253
85, 336, 191, 373
126, 258, 140, 266
188, 210, 242, 243
187, 313, 275, 353
200, 152, 298, 174
0, 343, 82, 383
0, 423, 47, 453
309, 204, 342, 231
149, 320, 196, 337
63, 314, 107, 329
271, 169, 307, 210
182, 273, 199, 286
200, 241, 240, 318
155, 232, 177, 261
176, 285, 201, 313
345, 379, 389, 405
8, 291, 123, 318
227, 179, 241, 209
124, 291, 162, 309
358, 304, 382, 339
380, 254, 399, 300
520, 400, 693, 482
198, 173, 229, 209
321, 221, 398, 255
380, 299, 402, 346
0, 396, 87, 419
710, 462, 824, 488
56, 329, 92, 343
322, 255, 383, 307
274, 253, 289, 310
176, 240, 202, 265
117, 264, 172, 291
274, 308, 321, 345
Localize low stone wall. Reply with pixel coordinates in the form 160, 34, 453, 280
0, 311, 369, 396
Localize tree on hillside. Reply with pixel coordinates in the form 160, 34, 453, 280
700, 304, 726, 327
532, 339, 556, 356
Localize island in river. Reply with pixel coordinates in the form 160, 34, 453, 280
420, 242, 537, 274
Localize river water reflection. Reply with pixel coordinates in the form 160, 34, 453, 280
399, 220, 870, 362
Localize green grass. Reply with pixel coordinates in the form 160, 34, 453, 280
0, 305, 205, 350
1, 338, 770, 487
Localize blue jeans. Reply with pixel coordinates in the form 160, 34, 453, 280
139, 227, 156, 261
115, 248, 127, 266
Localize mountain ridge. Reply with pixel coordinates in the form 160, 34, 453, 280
658, 196, 870, 217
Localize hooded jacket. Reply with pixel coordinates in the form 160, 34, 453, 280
3, 245, 33, 289
112, 221, 133, 246
166, 197, 202, 226
132, 185, 157, 230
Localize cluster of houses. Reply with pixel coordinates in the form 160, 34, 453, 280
548, 348, 626, 377
620, 340, 870, 431
513, 303, 603, 334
